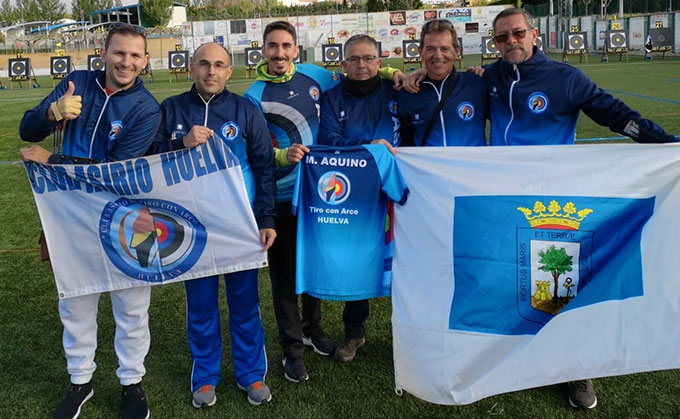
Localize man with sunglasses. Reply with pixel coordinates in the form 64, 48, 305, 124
482, 7, 676, 409
316, 34, 400, 362
19, 22, 160, 419
397, 19, 488, 147
147, 42, 276, 408
484, 8, 676, 146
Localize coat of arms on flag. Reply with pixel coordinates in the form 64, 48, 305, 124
516, 199, 593, 323
450, 195, 654, 335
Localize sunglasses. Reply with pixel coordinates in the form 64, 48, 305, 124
111, 22, 147, 35
345, 55, 378, 64
493, 29, 528, 44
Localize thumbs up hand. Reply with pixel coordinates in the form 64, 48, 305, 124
48, 81, 82, 122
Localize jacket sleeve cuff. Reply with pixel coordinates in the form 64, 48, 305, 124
256, 215, 276, 230
379, 66, 398, 80
274, 148, 290, 167
48, 154, 66, 164
171, 138, 185, 150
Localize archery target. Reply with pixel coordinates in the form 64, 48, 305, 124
245, 48, 262, 66
649, 28, 673, 49
566, 32, 587, 51
293, 46, 306, 64
606, 30, 627, 49
535, 34, 545, 51
322, 44, 342, 63
50, 56, 70, 76
482, 36, 500, 55
88, 55, 104, 71
403, 40, 420, 59
9, 58, 29, 78
168, 51, 189, 71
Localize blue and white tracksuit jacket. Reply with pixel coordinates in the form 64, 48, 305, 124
20, 70, 161, 163
149, 85, 276, 390
397, 70, 488, 147
483, 48, 676, 145
20, 70, 160, 386
318, 78, 401, 147
244, 63, 341, 202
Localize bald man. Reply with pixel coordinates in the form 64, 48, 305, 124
147, 42, 276, 408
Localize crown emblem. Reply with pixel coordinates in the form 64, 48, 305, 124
517, 200, 593, 230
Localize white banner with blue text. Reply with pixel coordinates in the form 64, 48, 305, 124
25, 138, 266, 299
392, 144, 680, 405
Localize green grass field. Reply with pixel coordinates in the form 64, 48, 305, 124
1, 55, 680, 418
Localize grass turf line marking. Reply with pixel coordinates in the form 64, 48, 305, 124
0, 248, 39, 253
605, 89, 680, 106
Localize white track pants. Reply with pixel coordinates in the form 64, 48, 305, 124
58, 286, 151, 385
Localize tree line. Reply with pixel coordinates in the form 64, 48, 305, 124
2, 0, 677, 29
1, 0, 427, 28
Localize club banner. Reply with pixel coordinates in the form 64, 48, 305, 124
392, 144, 680, 405
25, 137, 267, 299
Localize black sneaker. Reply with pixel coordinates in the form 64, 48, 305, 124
282, 357, 309, 383
302, 332, 335, 356
122, 382, 150, 419
568, 379, 598, 409
52, 381, 94, 419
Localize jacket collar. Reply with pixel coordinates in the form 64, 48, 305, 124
94, 71, 144, 96
189, 84, 231, 105
501, 46, 547, 78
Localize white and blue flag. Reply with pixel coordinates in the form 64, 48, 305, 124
392, 144, 680, 405
25, 137, 266, 298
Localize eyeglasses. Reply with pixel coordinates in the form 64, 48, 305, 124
110, 22, 147, 35
493, 29, 528, 44
346, 55, 378, 64
198, 61, 230, 70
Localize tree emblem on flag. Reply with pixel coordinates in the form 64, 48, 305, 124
534, 244, 574, 314
516, 200, 593, 320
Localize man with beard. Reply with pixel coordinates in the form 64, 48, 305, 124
482, 7, 677, 409
244, 21, 407, 383
484, 8, 676, 146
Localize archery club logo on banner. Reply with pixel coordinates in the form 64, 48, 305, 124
318, 171, 350, 205
516, 200, 593, 325
99, 197, 207, 282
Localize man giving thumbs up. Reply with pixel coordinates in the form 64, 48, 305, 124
18, 23, 161, 419
47, 81, 82, 123
19, 23, 159, 166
